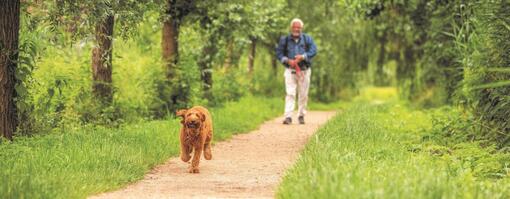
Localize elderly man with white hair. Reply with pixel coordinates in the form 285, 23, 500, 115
276, 18, 317, 125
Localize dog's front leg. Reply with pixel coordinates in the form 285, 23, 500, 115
203, 132, 213, 160
189, 141, 203, 173
180, 130, 192, 162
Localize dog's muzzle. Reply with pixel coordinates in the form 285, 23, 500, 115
186, 121, 199, 129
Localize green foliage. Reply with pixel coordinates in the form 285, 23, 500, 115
14, 0, 507, 149
422, 107, 478, 146
0, 95, 282, 199
460, 2, 510, 147
13, 12, 165, 132
152, 22, 204, 117
335, 0, 510, 147
249, 65, 283, 97
13, 0, 293, 135
416, 107, 510, 179
16, 9, 44, 135
211, 69, 247, 106
46, 0, 155, 39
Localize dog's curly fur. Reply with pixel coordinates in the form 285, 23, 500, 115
176, 106, 213, 173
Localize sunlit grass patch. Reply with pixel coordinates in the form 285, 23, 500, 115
308, 86, 397, 112
308, 100, 346, 111
355, 86, 398, 102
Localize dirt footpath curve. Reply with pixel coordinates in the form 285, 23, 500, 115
90, 111, 337, 199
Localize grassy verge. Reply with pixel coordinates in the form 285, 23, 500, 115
308, 86, 398, 111
277, 99, 510, 198
0, 95, 282, 199
308, 100, 345, 111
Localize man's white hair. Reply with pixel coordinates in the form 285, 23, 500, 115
290, 18, 304, 28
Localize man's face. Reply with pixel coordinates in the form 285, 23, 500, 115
291, 22, 302, 37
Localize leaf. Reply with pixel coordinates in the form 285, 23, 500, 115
500, 19, 510, 31
15, 84, 28, 97
486, 68, 510, 73
48, 88, 55, 98
441, 31, 456, 38
470, 80, 510, 90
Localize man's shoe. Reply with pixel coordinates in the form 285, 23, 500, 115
298, 116, 305, 124
283, 117, 292, 125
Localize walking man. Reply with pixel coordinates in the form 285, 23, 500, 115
276, 18, 317, 124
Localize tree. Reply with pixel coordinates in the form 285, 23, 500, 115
244, 1, 286, 75
195, 1, 252, 102
158, 0, 197, 113
0, 0, 21, 140
247, 36, 256, 74
197, 30, 219, 103
91, 6, 114, 104
52, 0, 153, 107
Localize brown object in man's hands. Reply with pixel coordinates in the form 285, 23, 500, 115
288, 59, 302, 79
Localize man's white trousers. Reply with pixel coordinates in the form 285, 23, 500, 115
284, 68, 311, 118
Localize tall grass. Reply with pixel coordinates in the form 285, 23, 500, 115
0, 96, 282, 199
277, 98, 510, 198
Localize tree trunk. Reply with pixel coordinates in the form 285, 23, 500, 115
91, 14, 114, 105
160, 10, 182, 113
248, 38, 256, 74
0, 0, 20, 140
198, 39, 218, 102
271, 57, 277, 76
264, 40, 278, 76
162, 16, 179, 80
223, 39, 233, 69
375, 31, 387, 86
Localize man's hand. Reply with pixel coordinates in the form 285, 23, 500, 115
288, 59, 297, 67
288, 58, 303, 79
294, 54, 304, 62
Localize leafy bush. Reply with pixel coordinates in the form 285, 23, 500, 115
460, 2, 510, 147
418, 106, 510, 178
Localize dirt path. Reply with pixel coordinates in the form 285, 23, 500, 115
90, 111, 337, 199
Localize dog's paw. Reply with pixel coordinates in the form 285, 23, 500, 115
204, 146, 212, 160
189, 168, 200, 173
204, 152, 212, 160
180, 154, 191, 162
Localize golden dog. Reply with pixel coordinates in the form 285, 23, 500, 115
176, 106, 213, 173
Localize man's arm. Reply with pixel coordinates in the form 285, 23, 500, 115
275, 36, 288, 64
303, 35, 317, 61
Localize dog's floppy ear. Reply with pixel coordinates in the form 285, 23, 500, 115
199, 112, 206, 122
176, 109, 187, 117
176, 109, 187, 124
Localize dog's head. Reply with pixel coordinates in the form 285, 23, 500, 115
176, 108, 206, 129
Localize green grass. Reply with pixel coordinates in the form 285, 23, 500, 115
307, 86, 397, 111
277, 99, 510, 199
308, 100, 345, 111
0, 95, 282, 199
